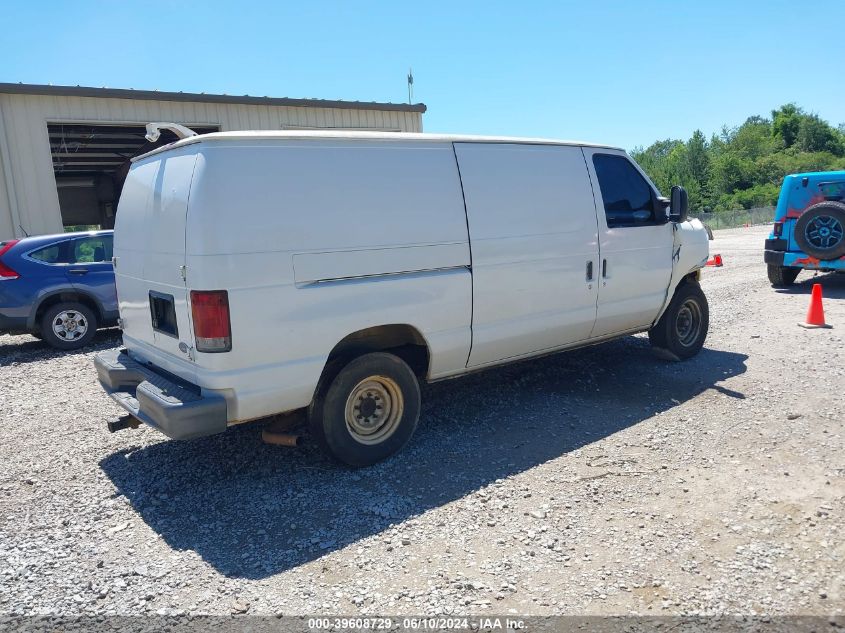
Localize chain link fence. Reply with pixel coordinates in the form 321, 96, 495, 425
691, 207, 775, 230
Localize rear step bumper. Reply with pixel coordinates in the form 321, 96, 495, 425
94, 348, 227, 440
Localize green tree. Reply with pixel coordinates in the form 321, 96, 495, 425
685, 130, 711, 207
796, 114, 844, 155
633, 103, 844, 215
772, 103, 802, 148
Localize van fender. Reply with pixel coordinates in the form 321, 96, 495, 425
27, 287, 106, 330
311, 323, 432, 401
652, 219, 709, 325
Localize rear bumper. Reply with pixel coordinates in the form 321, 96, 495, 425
765, 249, 845, 271
94, 348, 228, 440
764, 250, 785, 267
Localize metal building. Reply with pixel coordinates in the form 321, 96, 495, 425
0, 83, 426, 240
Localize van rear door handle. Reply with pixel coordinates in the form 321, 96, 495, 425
586, 261, 593, 281
602, 259, 608, 278
68, 269, 89, 275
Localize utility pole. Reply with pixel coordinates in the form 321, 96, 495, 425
407, 68, 414, 104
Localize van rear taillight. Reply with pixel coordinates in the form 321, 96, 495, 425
773, 222, 784, 237
0, 240, 20, 280
190, 290, 232, 352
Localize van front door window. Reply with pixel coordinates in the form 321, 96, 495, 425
592, 154, 655, 227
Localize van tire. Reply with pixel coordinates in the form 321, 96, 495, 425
648, 281, 709, 360
767, 264, 800, 287
793, 202, 845, 260
40, 302, 97, 350
309, 352, 421, 467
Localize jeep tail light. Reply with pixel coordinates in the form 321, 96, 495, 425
0, 240, 20, 280
190, 290, 231, 352
773, 222, 783, 238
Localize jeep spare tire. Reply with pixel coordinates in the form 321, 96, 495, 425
793, 202, 845, 260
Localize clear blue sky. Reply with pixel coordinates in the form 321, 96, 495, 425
3, 0, 844, 150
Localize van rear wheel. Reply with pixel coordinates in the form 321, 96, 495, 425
309, 352, 421, 467
648, 281, 709, 360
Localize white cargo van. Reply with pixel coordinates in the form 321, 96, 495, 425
95, 125, 709, 466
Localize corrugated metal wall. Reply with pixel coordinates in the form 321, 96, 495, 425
0, 93, 423, 239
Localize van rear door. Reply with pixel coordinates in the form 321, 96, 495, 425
114, 148, 197, 374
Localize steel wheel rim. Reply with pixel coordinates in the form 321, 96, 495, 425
344, 375, 404, 445
806, 215, 844, 250
52, 310, 88, 341
674, 299, 702, 348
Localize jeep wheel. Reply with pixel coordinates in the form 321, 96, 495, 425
40, 302, 97, 350
648, 281, 709, 360
309, 352, 421, 467
793, 202, 845, 260
767, 264, 800, 287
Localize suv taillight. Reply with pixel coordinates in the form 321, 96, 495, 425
773, 222, 783, 237
190, 290, 231, 352
0, 240, 20, 280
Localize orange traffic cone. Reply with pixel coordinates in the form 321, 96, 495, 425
798, 283, 832, 329
705, 254, 723, 267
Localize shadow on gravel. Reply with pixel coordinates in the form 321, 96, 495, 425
0, 329, 121, 366
99, 336, 747, 580
775, 271, 845, 299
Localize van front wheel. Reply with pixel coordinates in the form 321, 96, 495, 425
648, 281, 709, 360
309, 352, 421, 467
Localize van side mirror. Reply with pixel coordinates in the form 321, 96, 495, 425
669, 185, 689, 223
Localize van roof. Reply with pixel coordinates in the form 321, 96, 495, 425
133, 129, 624, 162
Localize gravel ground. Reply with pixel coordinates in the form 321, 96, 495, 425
0, 225, 843, 618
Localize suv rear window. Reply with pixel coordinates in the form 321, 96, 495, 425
29, 244, 67, 264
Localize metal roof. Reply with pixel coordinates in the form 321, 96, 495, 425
0, 82, 427, 113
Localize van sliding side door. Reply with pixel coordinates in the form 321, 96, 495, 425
581, 147, 674, 338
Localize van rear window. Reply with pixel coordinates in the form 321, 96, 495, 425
149, 292, 179, 338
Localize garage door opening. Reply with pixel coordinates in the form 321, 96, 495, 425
48, 122, 218, 230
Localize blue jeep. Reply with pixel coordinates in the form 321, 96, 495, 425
765, 171, 845, 286
0, 230, 117, 349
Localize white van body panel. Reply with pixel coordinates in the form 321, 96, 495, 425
149, 139, 472, 422
454, 143, 599, 367
110, 130, 709, 431
655, 217, 710, 321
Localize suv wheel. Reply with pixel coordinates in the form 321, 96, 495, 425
40, 302, 97, 350
648, 281, 709, 360
309, 352, 421, 467
767, 264, 800, 287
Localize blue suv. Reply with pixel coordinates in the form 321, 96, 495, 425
0, 230, 117, 349
765, 171, 845, 286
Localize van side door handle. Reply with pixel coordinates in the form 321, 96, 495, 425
586, 261, 593, 281
68, 269, 89, 275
